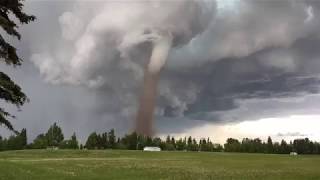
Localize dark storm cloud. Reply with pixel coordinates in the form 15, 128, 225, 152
160, 33, 320, 122
3, 0, 320, 140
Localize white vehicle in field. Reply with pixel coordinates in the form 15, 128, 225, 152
143, 147, 161, 151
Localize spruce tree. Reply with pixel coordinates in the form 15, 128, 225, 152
0, 0, 36, 132
69, 133, 79, 149
108, 129, 116, 148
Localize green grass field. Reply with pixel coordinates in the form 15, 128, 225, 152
0, 150, 320, 180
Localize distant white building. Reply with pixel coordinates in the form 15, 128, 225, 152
46, 146, 59, 150
143, 147, 161, 151
290, 152, 298, 156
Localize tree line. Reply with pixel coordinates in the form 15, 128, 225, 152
224, 137, 320, 154
1, 123, 320, 154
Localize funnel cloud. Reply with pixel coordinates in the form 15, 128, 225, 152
136, 34, 173, 136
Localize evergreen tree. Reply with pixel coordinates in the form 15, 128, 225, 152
69, 133, 79, 149
187, 136, 192, 151
20, 128, 27, 148
0, 0, 36, 132
267, 136, 274, 153
108, 129, 116, 148
171, 137, 176, 149
101, 132, 108, 149
166, 135, 171, 144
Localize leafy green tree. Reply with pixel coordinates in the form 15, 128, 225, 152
241, 138, 251, 152
145, 136, 153, 146
293, 138, 312, 154
152, 137, 162, 147
96, 134, 103, 149
6, 135, 17, 149
32, 134, 48, 149
241, 138, 263, 153
176, 138, 186, 151
136, 134, 145, 150
122, 132, 138, 150
85, 132, 99, 149
313, 142, 320, 154
0, 136, 5, 151
159, 141, 167, 150
3, 128, 26, 150
58, 140, 70, 149
192, 138, 199, 151
165, 143, 175, 151
224, 138, 241, 152
162, 136, 175, 150
199, 139, 206, 151
279, 139, 291, 154
212, 143, 223, 152
273, 142, 281, 154
15, 128, 26, 149
253, 138, 264, 153
45, 122, 64, 147
0, 0, 36, 132
59, 133, 78, 149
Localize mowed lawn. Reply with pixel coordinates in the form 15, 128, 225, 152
0, 150, 320, 180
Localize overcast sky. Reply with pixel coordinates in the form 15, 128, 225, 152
2, 0, 320, 143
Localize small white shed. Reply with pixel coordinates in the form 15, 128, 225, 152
290, 152, 298, 156
143, 147, 161, 152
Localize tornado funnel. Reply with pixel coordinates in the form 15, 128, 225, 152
136, 35, 173, 136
